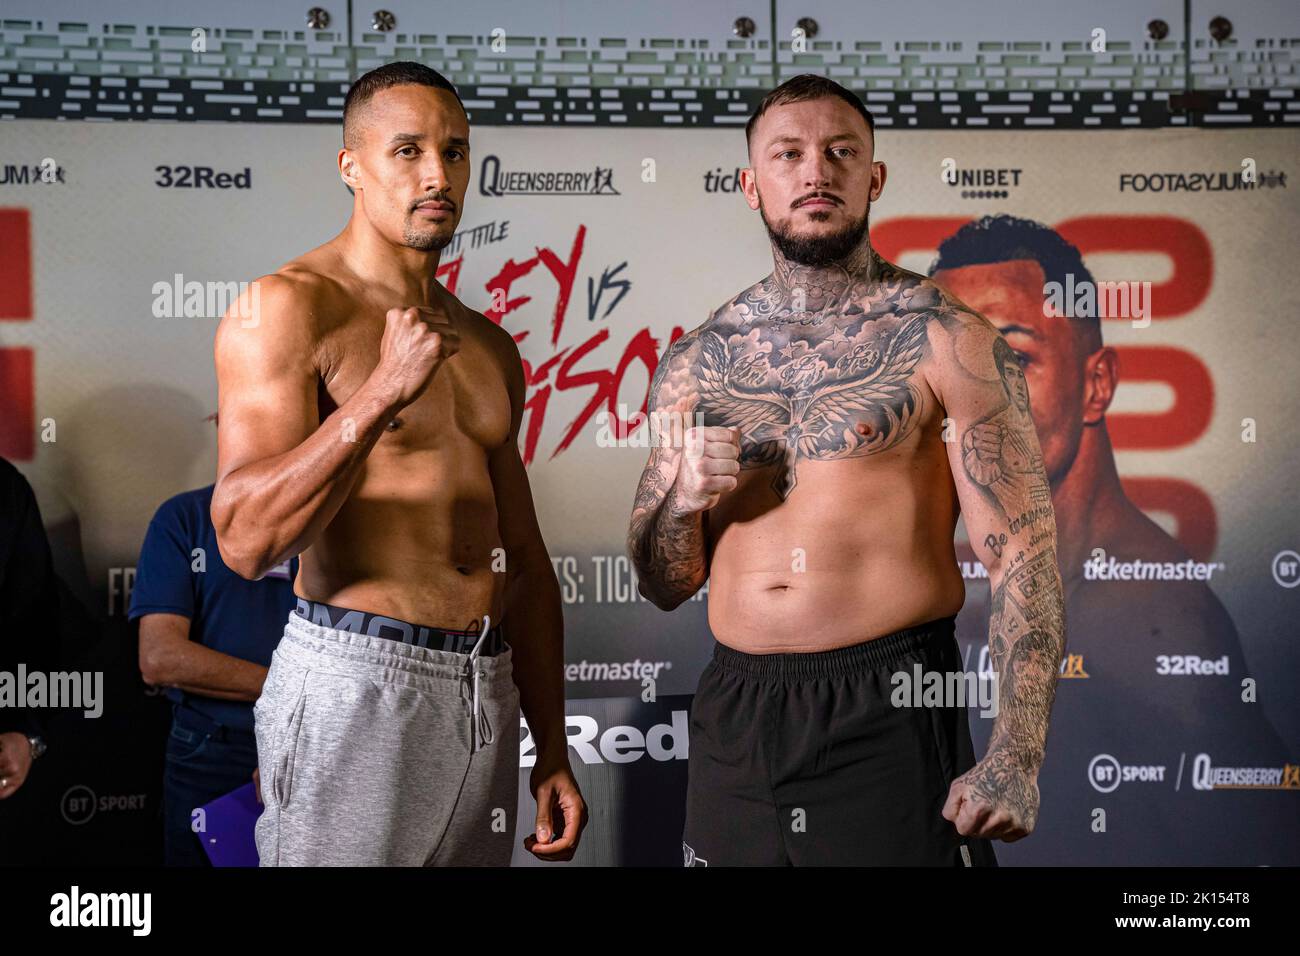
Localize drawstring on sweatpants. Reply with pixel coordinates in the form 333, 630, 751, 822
466, 614, 494, 754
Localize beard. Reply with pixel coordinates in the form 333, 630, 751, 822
402, 222, 453, 251
402, 197, 457, 251
761, 197, 871, 267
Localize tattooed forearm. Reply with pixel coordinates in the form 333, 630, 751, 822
986, 547, 1066, 774
627, 447, 708, 608
626, 335, 712, 609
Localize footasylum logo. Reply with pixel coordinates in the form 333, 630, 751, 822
479, 154, 619, 197
1119, 169, 1287, 192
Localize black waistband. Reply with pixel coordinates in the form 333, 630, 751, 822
292, 598, 506, 656
711, 616, 956, 681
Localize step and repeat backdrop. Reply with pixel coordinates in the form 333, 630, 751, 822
1, 115, 1297, 864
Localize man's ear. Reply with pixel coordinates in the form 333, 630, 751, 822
870, 160, 888, 202
338, 147, 360, 194
1082, 346, 1119, 425
739, 167, 760, 211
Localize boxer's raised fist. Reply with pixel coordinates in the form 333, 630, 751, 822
377, 305, 461, 406
669, 426, 742, 515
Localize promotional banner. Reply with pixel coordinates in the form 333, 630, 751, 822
1, 120, 1296, 864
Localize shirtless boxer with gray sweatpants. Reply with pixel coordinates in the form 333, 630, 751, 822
213, 62, 587, 866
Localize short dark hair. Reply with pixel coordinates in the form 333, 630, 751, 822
745, 74, 875, 153
342, 60, 464, 149
929, 214, 1101, 343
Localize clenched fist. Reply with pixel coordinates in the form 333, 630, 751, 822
962, 421, 1005, 486
377, 305, 461, 407
668, 426, 741, 516
942, 752, 1040, 842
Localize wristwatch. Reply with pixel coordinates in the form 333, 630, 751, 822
26, 735, 46, 760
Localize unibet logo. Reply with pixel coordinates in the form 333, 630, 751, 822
519, 710, 689, 767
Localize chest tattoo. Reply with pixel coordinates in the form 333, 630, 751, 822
694, 271, 948, 499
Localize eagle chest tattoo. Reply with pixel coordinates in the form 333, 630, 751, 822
693, 283, 939, 500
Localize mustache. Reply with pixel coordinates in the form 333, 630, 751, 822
411, 194, 457, 211
792, 191, 843, 208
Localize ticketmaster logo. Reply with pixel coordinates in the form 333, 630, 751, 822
1083, 556, 1222, 581
564, 659, 671, 682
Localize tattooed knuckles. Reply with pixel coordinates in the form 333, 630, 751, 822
945, 759, 1040, 841
668, 425, 742, 515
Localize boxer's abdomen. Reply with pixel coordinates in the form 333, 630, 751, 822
705, 435, 965, 653
293, 437, 506, 631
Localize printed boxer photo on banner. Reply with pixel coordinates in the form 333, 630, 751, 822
927, 214, 1296, 865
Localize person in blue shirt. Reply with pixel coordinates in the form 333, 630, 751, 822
130, 483, 297, 866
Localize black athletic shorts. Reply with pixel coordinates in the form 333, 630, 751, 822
682, 615, 999, 867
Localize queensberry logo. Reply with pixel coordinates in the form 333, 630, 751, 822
479, 154, 619, 197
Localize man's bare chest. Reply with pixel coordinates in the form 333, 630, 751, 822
696, 312, 934, 444
317, 312, 511, 452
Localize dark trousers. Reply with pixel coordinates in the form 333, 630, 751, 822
163, 704, 258, 867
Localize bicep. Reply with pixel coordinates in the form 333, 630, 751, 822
933, 323, 1056, 571
214, 277, 320, 484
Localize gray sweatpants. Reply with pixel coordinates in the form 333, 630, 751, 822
253, 611, 520, 866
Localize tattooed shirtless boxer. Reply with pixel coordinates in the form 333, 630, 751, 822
627, 75, 1066, 866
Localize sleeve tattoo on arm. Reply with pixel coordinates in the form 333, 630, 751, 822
945, 321, 1066, 837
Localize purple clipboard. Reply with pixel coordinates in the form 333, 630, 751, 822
199, 781, 263, 867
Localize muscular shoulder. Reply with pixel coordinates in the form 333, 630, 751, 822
213, 266, 337, 364
909, 282, 1012, 408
